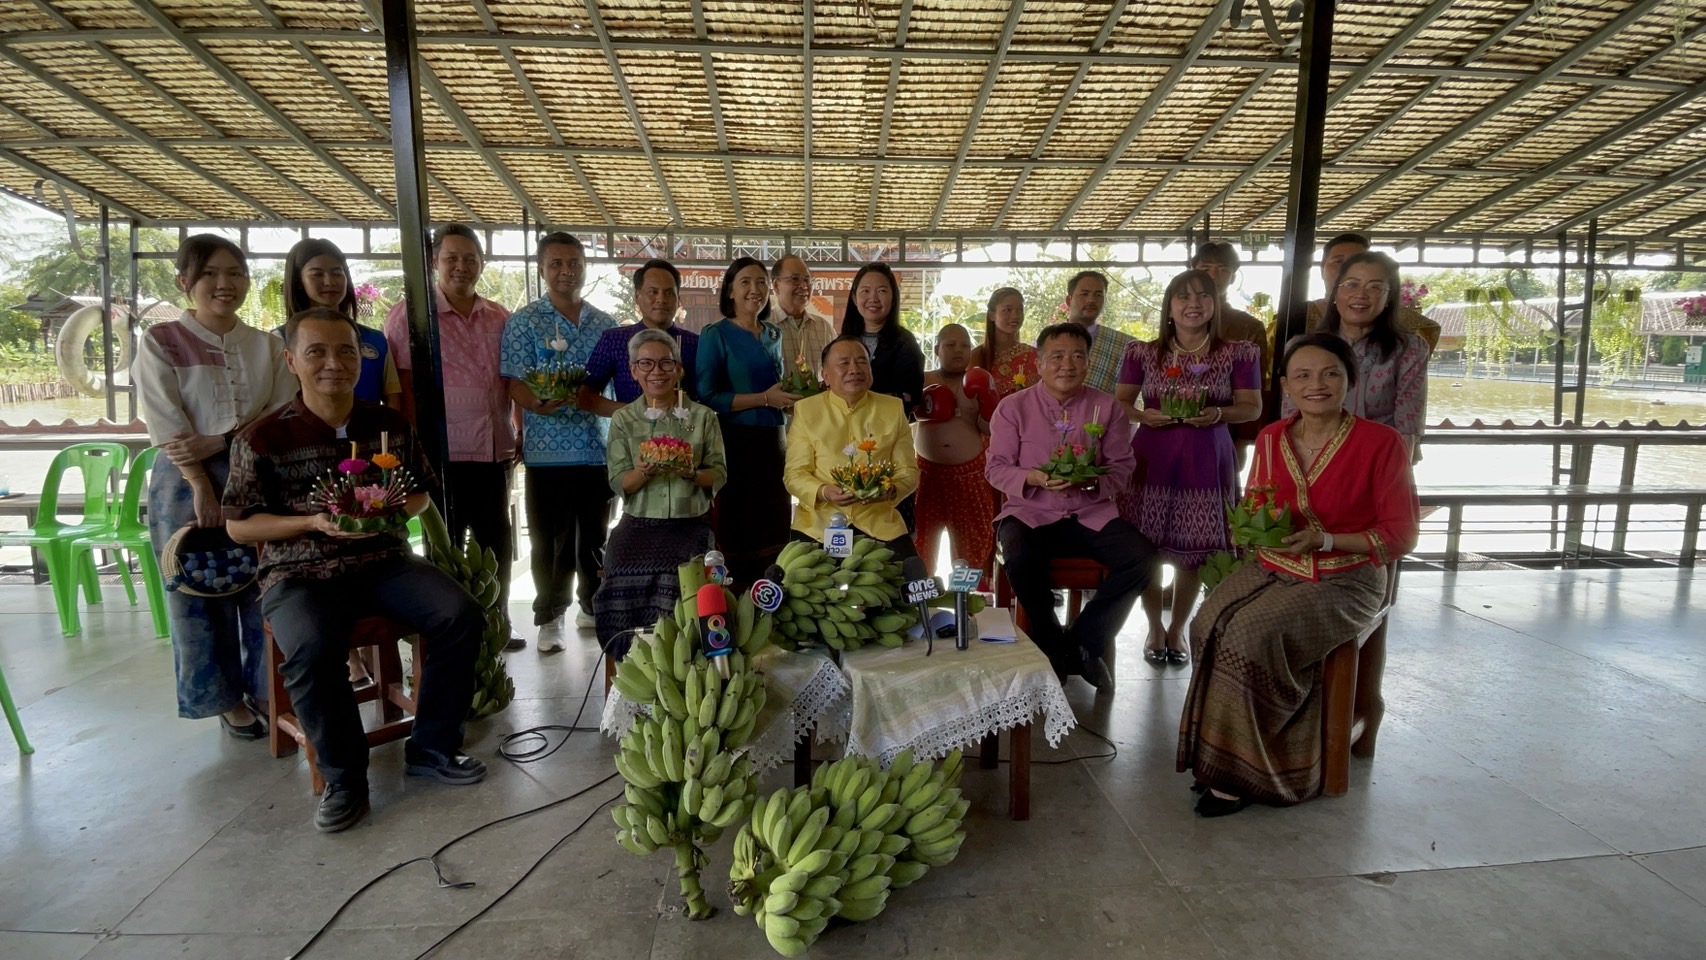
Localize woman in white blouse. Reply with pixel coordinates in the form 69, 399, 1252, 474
135, 235, 297, 740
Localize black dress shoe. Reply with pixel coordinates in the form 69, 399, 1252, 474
1166, 648, 1190, 665
1194, 789, 1252, 818
219, 713, 267, 741
404, 741, 488, 785
315, 783, 370, 833
504, 633, 527, 651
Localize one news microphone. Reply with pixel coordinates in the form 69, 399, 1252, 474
900, 555, 944, 655
750, 564, 786, 615
696, 583, 733, 679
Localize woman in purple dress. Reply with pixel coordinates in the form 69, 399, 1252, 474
1116, 270, 1263, 665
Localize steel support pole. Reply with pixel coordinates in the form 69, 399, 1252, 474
382, 0, 449, 483
99, 205, 116, 423
1565, 220, 1600, 553
127, 222, 140, 422
1269, 0, 1335, 404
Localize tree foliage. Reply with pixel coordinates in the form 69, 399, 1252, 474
1589, 284, 1644, 383
1461, 285, 1550, 374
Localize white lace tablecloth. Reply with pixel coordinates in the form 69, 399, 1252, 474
837, 637, 1073, 766
599, 646, 850, 772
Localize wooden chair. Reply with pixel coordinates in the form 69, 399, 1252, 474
1319, 563, 1402, 797
267, 616, 421, 795
994, 555, 1115, 668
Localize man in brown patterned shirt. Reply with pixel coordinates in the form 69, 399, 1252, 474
225, 307, 486, 834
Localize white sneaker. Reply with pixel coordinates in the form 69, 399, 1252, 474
574, 609, 596, 630
536, 619, 566, 653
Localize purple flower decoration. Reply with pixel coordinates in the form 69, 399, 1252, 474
1187, 362, 1210, 376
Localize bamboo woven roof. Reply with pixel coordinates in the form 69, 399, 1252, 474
1, 0, 1705, 252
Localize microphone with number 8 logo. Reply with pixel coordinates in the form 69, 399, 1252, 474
696, 583, 733, 679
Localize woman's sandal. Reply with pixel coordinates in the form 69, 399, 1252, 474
1144, 646, 1168, 665
1166, 648, 1190, 665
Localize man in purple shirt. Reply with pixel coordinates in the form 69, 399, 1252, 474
987, 323, 1156, 690
578, 258, 699, 411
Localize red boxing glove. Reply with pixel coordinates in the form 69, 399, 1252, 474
915, 383, 957, 423
963, 366, 999, 421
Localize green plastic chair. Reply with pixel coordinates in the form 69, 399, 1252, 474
71, 446, 168, 638
0, 441, 129, 636
0, 660, 32, 754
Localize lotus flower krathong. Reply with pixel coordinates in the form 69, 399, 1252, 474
1038, 406, 1110, 485
829, 436, 897, 501
312, 436, 415, 533
523, 356, 588, 404
1157, 364, 1206, 421
638, 435, 695, 475
777, 351, 825, 397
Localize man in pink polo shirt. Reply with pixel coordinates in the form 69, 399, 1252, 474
384, 223, 522, 649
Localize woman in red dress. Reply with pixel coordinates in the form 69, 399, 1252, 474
1177, 333, 1419, 816
972, 287, 1038, 397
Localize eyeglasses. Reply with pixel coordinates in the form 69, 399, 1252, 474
1337, 280, 1389, 295
633, 359, 680, 373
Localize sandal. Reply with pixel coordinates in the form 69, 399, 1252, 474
1166, 648, 1190, 665
1144, 647, 1168, 665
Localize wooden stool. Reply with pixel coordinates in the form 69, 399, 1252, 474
994, 555, 1114, 668
1320, 563, 1401, 797
267, 616, 421, 795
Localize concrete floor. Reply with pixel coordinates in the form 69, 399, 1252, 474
0, 566, 1702, 959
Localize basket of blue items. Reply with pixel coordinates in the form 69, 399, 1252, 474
160, 524, 258, 598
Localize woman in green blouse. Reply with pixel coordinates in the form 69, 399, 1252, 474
593, 329, 728, 655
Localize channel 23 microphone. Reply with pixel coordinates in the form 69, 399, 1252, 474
900, 555, 944, 654
696, 583, 733, 679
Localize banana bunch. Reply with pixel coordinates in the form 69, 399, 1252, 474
417, 503, 514, 719
770, 538, 919, 652
608, 556, 773, 920
726, 750, 969, 956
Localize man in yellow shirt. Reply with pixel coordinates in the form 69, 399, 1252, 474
784, 336, 921, 558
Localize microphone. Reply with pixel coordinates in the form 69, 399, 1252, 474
900, 555, 944, 654
703, 549, 731, 586
950, 559, 974, 651
749, 564, 786, 614
824, 511, 853, 559
696, 584, 733, 678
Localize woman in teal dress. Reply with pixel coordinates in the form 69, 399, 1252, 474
694, 256, 802, 584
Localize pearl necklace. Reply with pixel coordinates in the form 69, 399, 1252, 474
1170, 334, 1210, 357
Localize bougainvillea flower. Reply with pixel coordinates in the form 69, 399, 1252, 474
1164, 365, 1184, 378
338, 458, 369, 474
371, 452, 401, 471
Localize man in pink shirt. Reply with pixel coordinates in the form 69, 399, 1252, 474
987, 323, 1156, 690
384, 223, 521, 648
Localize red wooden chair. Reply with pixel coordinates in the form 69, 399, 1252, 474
993, 555, 1115, 668
266, 616, 421, 795
1319, 563, 1401, 797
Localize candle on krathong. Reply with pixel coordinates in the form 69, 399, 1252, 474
380, 431, 388, 456
350, 440, 359, 461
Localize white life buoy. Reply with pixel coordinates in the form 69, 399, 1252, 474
55, 303, 134, 398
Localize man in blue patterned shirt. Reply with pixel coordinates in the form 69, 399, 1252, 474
500, 232, 619, 651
